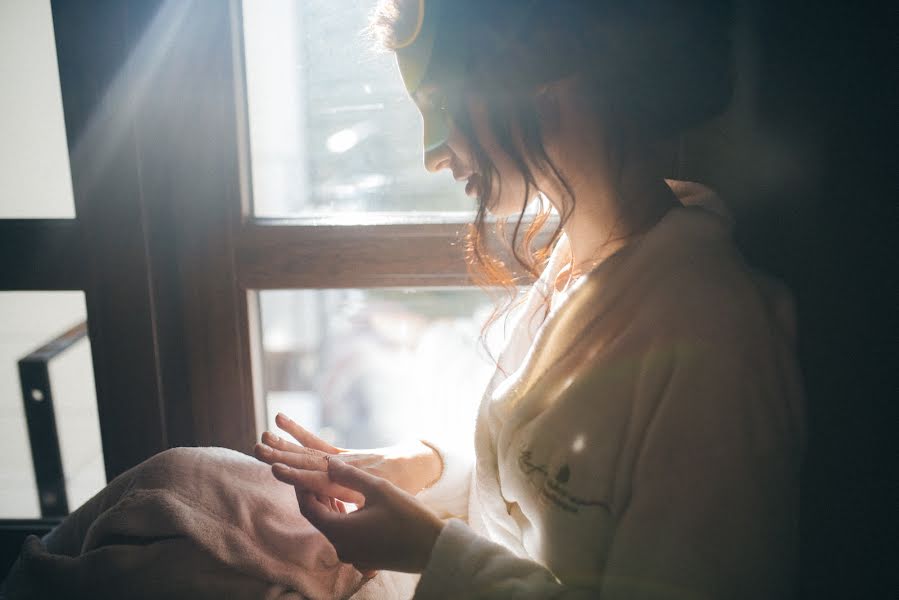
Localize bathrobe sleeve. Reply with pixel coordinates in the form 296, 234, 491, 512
414, 439, 473, 520
413, 338, 804, 600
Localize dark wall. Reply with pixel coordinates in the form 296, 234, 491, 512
683, 2, 894, 598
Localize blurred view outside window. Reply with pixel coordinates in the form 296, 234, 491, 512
259, 290, 497, 448
0, 292, 105, 518
242, 0, 474, 217
244, 0, 502, 448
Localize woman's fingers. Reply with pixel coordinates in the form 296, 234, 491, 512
272, 463, 366, 505
296, 492, 364, 567
295, 464, 443, 573
297, 492, 341, 533
275, 413, 342, 454
327, 457, 388, 499
254, 442, 330, 470
260, 430, 307, 455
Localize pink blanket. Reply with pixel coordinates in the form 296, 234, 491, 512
2, 447, 417, 599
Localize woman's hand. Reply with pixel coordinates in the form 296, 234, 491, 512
272, 458, 445, 574
254, 413, 442, 496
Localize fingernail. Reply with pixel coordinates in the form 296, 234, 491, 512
264, 432, 279, 444
256, 443, 272, 456
272, 463, 290, 476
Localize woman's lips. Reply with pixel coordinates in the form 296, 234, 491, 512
451, 169, 480, 198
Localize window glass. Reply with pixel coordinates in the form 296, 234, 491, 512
0, 292, 104, 518
0, 0, 76, 218
243, 0, 473, 217
49, 333, 105, 512
257, 288, 497, 448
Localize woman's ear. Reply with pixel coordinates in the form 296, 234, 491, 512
533, 76, 579, 151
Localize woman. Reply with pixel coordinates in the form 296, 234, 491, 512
254, 0, 805, 599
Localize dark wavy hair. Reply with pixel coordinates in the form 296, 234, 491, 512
371, 0, 733, 339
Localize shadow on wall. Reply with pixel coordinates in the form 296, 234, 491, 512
677, 2, 893, 599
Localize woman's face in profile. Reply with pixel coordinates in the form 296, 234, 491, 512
411, 85, 537, 217
391, 5, 541, 218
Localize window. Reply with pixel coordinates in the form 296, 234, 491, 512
259, 288, 494, 448
242, 0, 472, 217
0, 293, 104, 518
0, 0, 75, 219
12, 0, 535, 475
242, 0, 496, 445
0, 0, 103, 524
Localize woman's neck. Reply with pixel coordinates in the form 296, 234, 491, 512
553, 160, 679, 278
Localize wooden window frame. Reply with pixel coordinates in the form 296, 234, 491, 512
19, 0, 492, 484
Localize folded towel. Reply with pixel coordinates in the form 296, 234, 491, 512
2, 447, 417, 599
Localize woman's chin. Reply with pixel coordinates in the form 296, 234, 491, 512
483, 195, 540, 218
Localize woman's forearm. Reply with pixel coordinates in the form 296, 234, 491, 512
382, 440, 443, 495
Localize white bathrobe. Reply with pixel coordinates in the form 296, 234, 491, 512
411, 182, 805, 599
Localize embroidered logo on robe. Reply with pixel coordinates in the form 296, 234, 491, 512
518, 449, 610, 514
